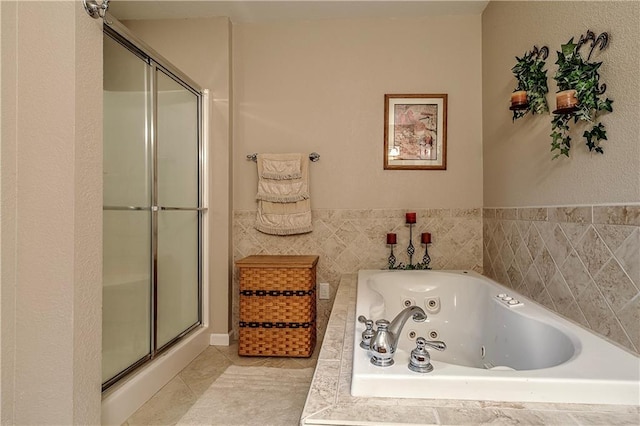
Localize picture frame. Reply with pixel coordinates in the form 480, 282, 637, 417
384, 94, 448, 170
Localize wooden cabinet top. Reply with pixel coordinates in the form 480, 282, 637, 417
235, 255, 319, 269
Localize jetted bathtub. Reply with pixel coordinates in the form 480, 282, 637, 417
352, 270, 640, 405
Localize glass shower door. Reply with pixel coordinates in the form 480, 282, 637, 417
155, 69, 201, 349
102, 33, 152, 385
102, 26, 204, 391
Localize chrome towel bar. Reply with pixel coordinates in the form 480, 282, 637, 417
246, 152, 320, 162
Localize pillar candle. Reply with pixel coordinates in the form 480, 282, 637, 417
556, 90, 578, 109
421, 232, 431, 244
510, 90, 527, 106
386, 233, 397, 244
405, 212, 417, 224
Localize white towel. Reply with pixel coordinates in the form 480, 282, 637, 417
260, 156, 302, 180
255, 153, 312, 236
256, 153, 309, 203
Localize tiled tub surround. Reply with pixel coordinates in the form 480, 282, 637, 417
483, 205, 640, 355
300, 275, 640, 426
234, 208, 482, 340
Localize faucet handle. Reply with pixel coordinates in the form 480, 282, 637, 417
374, 319, 390, 330
357, 315, 369, 324
359, 319, 375, 350
409, 337, 446, 373
420, 339, 446, 351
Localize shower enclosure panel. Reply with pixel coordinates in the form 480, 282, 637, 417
155, 69, 201, 350
103, 29, 204, 390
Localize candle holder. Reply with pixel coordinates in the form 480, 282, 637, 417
388, 244, 397, 269
421, 243, 432, 270
510, 45, 550, 122
550, 31, 612, 158
407, 223, 415, 267
385, 213, 433, 270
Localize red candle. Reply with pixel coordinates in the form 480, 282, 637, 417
421, 232, 431, 244
386, 233, 397, 244
405, 212, 417, 224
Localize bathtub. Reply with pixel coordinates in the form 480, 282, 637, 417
352, 270, 640, 405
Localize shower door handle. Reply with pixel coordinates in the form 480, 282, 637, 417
158, 206, 208, 212
104, 206, 208, 212
103, 206, 152, 211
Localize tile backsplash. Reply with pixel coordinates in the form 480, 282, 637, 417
233, 208, 483, 340
232, 205, 639, 356
483, 205, 639, 355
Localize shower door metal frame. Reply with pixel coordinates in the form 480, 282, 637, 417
102, 19, 206, 392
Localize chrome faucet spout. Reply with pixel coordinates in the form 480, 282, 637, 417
369, 305, 428, 367
388, 306, 427, 349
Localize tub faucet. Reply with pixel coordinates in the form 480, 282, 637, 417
369, 306, 427, 367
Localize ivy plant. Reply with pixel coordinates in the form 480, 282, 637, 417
551, 36, 613, 159
511, 46, 549, 121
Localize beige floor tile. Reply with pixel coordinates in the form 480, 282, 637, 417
178, 347, 233, 396
126, 375, 197, 426
126, 342, 319, 425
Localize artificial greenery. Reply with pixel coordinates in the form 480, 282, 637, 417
551, 37, 613, 158
389, 262, 431, 270
511, 47, 549, 121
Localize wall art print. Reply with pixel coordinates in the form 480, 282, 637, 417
384, 94, 447, 170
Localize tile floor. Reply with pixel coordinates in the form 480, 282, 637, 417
124, 341, 320, 425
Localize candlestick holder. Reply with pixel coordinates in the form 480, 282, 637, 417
388, 244, 397, 269
421, 243, 432, 270
385, 213, 433, 270
407, 223, 415, 267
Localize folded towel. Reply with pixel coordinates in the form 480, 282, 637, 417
256, 153, 309, 203
257, 179, 308, 203
256, 199, 313, 236
259, 154, 302, 180
255, 153, 312, 236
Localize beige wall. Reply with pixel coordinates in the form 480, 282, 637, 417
482, 1, 640, 354
122, 18, 234, 335
233, 15, 483, 211
231, 14, 483, 342
1, 1, 103, 423
482, 1, 640, 207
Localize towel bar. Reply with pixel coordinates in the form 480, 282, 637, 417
247, 152, 320, 162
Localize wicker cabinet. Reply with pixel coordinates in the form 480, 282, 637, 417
235, 255, 319, 357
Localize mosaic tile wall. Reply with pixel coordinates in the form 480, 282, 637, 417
233, 208, 483, 341
483, 205, 640, 355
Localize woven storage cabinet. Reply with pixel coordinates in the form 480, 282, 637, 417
236, 255, 319, 357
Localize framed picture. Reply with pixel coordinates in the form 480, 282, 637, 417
384, 94, 447, 170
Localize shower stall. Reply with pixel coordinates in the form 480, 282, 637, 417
102, 22, 206, 392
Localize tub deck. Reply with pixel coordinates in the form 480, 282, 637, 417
300, 274, 639, 426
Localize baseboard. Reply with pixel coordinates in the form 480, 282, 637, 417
210, 331, 231, 346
